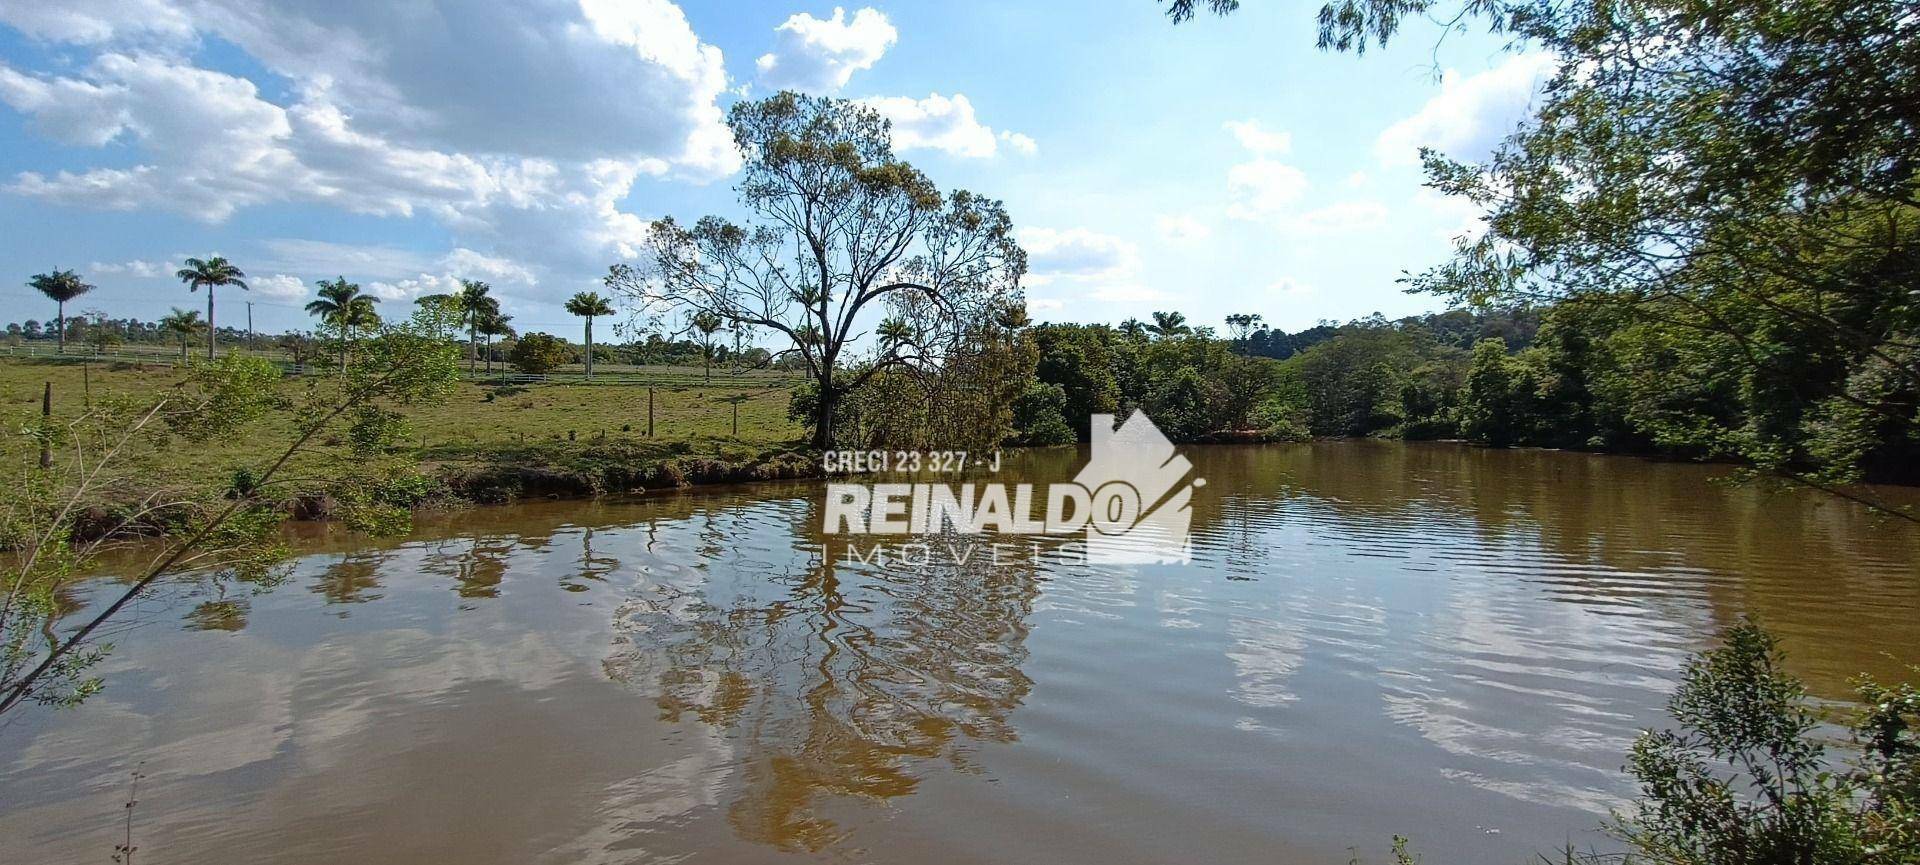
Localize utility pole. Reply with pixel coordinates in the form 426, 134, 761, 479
246, 302, 255, 353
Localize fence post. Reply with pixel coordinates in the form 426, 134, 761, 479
732, 398, 739, 437
39, 382, 52, 469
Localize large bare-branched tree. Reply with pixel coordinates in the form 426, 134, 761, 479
605, 92, 1026, 449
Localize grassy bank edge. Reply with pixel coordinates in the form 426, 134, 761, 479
61, 438, 823, 543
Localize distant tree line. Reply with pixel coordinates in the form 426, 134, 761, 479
816, 296, 1914, 490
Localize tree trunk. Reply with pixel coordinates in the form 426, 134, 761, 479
484, 336, 492, 372
812, 373, 835, 450
180, 336, 188, 361
56, 302, 66, 355
206, 287, 217, 360
585, 317, 594, 378
469, 323, 478, 372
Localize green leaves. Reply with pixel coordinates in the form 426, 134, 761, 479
564, 291, 615, 320
1617, 621, 1920, 865
508, 332, 571, 374
27, 269, 94, 305
1324, 0, 1920, 488
168, 354, 286, 441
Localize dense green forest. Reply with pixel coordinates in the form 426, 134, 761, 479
817, 296, 1916, 488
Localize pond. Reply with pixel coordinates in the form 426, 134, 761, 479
2, 442, 1917, 864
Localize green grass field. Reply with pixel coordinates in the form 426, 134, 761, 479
0, 357, 804, 493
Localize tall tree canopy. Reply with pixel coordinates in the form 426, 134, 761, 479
564, 291, 615, 378
305, 277, 382, 371
175, 256, 247, 360
427, 280, 501, 372
475, 311, 514, 373
607, 92, 1026, 449
27, 269, 92, 355
159, 307, 203, 361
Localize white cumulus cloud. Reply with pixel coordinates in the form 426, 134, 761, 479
1018, 227, 1140, 282
1226, 159, 1309, 220
88, 259, 173, 278
756, 7, 897, 92
1016, 226, 1165, 306
0, 0, 191, 43
998, 130, 1038, 156
1375, 52, 1555, 167
1414, 187, 1488, 243
0, 0, 739, 299
1224, 119, 1292, 155
250, 274, 308, 300
862, 93, 1025, 159
1288, 200, 1390, 234
253, 239, 540, 303
1223, 117, 1311, 222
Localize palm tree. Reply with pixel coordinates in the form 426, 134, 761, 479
304, 277, 382, 371
564, 291, 616, 378
1148, 310, 1192, 339
1118, 317, 1149, 339
994, 302, 1031, 333
27, 269, 93, 355
876, 316, 915, 350
159, 308, 204, 361
476, 311, 514, 373
175, 256, 248, 359
691, 310, 723, 382
454, 280, 499, 372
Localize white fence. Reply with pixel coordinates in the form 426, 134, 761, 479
0, 344, 796, 389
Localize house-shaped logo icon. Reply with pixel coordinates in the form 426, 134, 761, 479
1073, 411, 1201, 564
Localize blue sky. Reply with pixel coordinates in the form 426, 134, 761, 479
0, 1, 1549, 339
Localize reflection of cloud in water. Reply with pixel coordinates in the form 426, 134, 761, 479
544, 727, 736, 864
10, 610, 588, 795
1225, 614, 1304, 709
289, 628, 580, 771
1379, 538, 1702, 813
15, 631, 298, 788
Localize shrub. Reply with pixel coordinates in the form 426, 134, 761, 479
1613, 621, 1920, 865
1251, 397, 1311, 442
509, 332, 571, 374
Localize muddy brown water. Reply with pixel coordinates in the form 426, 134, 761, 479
2, 442, 1916, 864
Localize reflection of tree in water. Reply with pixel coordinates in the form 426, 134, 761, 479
185, 598, 248, 631
310, 551, 387, 608
604, 540, 1040, 852
445, 535, 515, 599
561, 526, 621, 592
